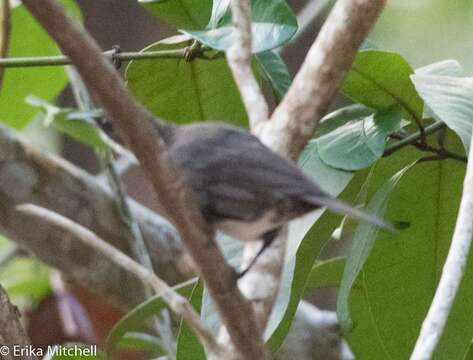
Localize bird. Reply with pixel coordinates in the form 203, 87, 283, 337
147, 119, 388, 276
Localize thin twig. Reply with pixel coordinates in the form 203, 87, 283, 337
21, 1, 267, 358
410, 137, 473, 359
227, 0, 268, 130
383, 121, 466, 162
0, 49, 188, 68
384, 121, 446, 155
16, 204, 224, 357
67, 66, 155, 273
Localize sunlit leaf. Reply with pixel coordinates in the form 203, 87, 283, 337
0, 1, 81, 128
317, 106, 403, 171
256, 50, 290, 102
185, 0, 297, 53
411, 74, 473, 153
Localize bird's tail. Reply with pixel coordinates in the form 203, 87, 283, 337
306, 195, 394, 231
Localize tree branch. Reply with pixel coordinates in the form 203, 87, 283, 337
260, 0, 387, 159
0, 284, 36, 360
21, 1, 266, 358
16, 204, 224, 357
0, 122, 346, 360
410, 134, 473, 358
0, 124, 185, 307
227, 0, 269, 129
236, 0, 387, 341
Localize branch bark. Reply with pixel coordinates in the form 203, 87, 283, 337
0, 284, 36, 360
227, 0, 268, 129
21, 1, 266, 358
260, 0, 387, 159
0, 121, 346, 360
17, 204, 225, 358
236, 0, 387, 340
410, 136, 473, 358
0, 124, 184, 307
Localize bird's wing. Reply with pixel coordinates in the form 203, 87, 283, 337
168, 123, 325, 223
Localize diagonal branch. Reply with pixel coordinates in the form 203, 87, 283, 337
261, 0, 387, 159
227, 0, 269, 129
234, 0, 387, 341
410, 135, 473, 358
21, 0, 266, 358
16, 204, 225, 357
0, 284, 36, 360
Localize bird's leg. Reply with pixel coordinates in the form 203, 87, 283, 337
237, 227, 281, 278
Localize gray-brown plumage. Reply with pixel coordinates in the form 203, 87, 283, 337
151, 120, 386, 275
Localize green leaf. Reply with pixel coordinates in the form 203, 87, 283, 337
316, 106, 403, 171
305, 257, 351, 290
139, 0, 212, 30
208, 0, 230, 28
411, 74, 473, 153
126, 39, 247, 127
256, 50, 291, 102
315, 104, 374, 138
186, 0, 298, 53
105, 278, 196, 356
0, 1, 81, 129
117, 332, 165, 357
346, 131, 471, 359
463, 340, 473, 360
415, 59, 463, 78
342, 50, 423, 120
25, 96, 127, 154
0, 257, 51, 309
176, 281, 205, 360
337, 161, 415, 331
266, 170, 368, 352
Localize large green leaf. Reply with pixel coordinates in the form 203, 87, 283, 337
267, 170, 369, 353
346, 130, 472, 360
342, 50, 423, 120
139, 0, 212, 30
176, 280, 205, 360
317, 106, 403, 171
186, 0, 297, 53
256, 50, 290, 102
0, 1, 81, 129
126, 40, 247, 126
411, 74, 473, 153
105, 279, 196, 356
337, 162, 415, 331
